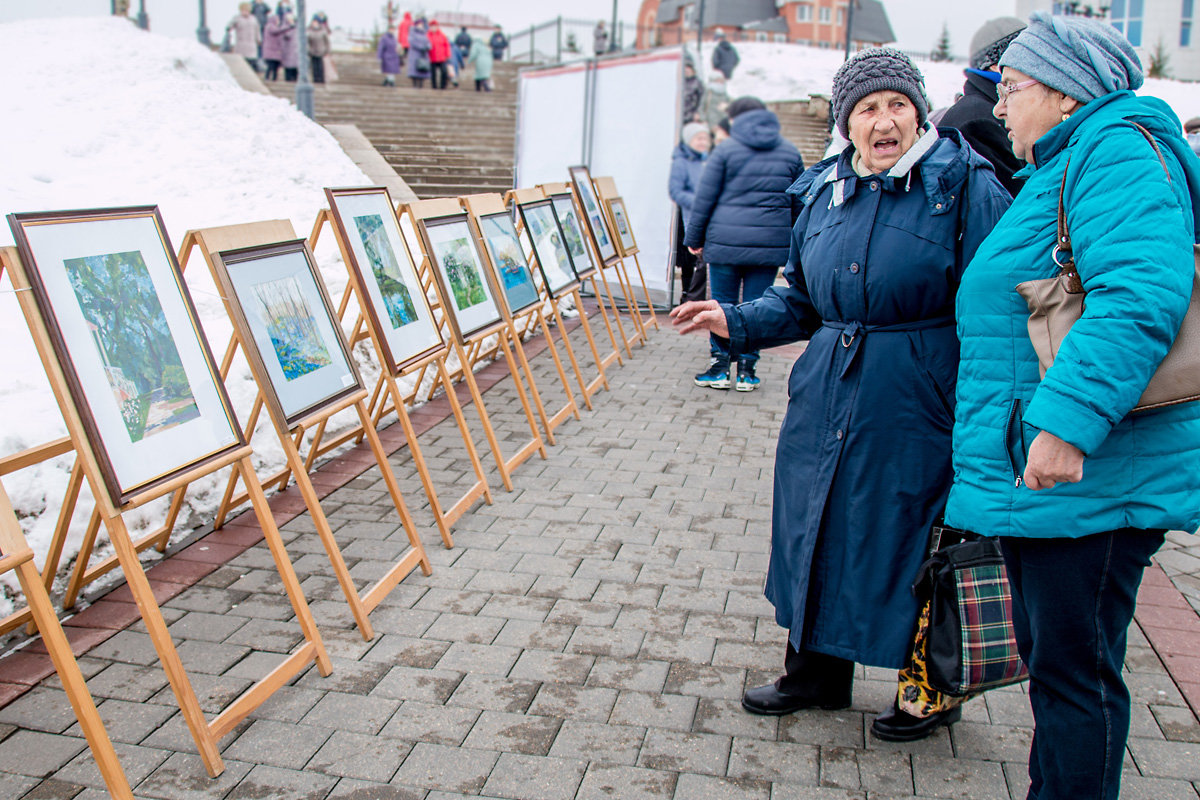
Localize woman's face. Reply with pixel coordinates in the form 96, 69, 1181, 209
689, 131, 711, 153
846, 91, 919, 175
993, 67, 1079, 164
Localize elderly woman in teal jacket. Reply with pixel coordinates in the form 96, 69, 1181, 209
947, 13, 1200, 800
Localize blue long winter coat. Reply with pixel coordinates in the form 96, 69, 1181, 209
725, 128, 1012, 666
946, 91, 1200, 539
407, 25, 432, 79
683, 109, 803, 267
377, 32, 401, 75
668, 142, 707, 227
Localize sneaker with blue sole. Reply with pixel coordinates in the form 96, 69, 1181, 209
736, 361, 760, 392
694, 359, 731, 389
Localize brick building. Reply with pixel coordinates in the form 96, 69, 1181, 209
636, 0, 895, 51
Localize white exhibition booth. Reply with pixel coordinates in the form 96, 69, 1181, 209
515, 48, 684, 307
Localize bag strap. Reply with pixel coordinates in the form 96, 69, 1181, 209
1056, 122, 1172, 284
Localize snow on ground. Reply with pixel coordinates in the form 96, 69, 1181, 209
700, 41, 1200, 125
0, 17, 378, 618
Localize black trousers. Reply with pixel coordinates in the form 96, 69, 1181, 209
263, 58, 280, 80
431, 62, 449, 89
283, 66, 297, 82
778, 639, 854, 699
310, 55, 324, 83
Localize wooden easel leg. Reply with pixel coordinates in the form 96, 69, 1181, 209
430, 360, 494, 507
17, 558, 134, 798
596, 267, 635, 358
502, 330, 553, 451
535, 308, 582, 422
614, 258, 648, 344
61, 509, 103, 611
587, 276, 625, 366
25, 459, 86, 634
452, 341, 517, 492
630, 252, 660, 331
287, 450, 375, 641
104, 512, 226, 776
549, 301, 595, 410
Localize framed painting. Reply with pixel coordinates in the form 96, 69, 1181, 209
568, 165, 618, 265
417, 213, 505, 344
549, 193, 597, 279
324, 187, 444, 374
517, 199, 581, 299
476, 211, 542, 315
6, 206, 244, 507
212, 240, 363, 429
607, 196, 638, 256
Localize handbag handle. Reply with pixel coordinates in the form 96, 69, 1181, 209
1056, 122, 1171, 291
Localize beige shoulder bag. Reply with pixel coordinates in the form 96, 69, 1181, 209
1015, 122, 1200, 413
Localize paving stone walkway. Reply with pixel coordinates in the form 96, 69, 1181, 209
1, 312, 1200, 799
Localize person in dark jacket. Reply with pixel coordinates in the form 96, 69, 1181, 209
711, 29, 739, 79
682, 60, 704, 126
594, 21, 609, 56
671, 48, 1012, 739
490, 26, 508, 61
937, 17, 1026, 196
669, 122, 712, 304
455, 26, 472, 59
681, 97, 802, 390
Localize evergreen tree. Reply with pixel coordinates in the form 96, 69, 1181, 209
932, 23, 952, 62
1148, 39, 1171, 79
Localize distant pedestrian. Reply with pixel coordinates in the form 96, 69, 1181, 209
250, 0, 270, 59
227, 3, 262, 72
377, 27, 400, 86
594, 21, 609, 56
455, 26, 472, 59
307, 13, 331, 84
490, 25, 508, 61
702, 72, 731, 129
1188, 117, 1200, 156
428, 21, 451, 90
682, 59, 704, 122
397, 11, 412, 58
711, 29, 739, 79
449, 35, 464, 87
262, 3, 296, 81
467, 37, 494, 92
669, 121, 712, 303
407, 18, 432, 89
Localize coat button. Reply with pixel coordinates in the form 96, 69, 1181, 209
849, 263, 860, 274
869, 182, 878, 191
836, 429, 844, 440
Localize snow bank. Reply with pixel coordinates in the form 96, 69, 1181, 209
701, 41, 1200, 125
0, 17, 372, 617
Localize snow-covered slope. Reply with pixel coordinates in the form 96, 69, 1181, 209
0, 17, 370, 616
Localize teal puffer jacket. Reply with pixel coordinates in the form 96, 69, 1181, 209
946, 91, 1200, 538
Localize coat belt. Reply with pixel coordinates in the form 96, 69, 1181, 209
821, 316, 954, 378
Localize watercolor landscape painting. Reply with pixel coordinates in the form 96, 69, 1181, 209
434, 235, 488, 310
480, 215, 539, 311
353, 213, 419, 329
64, 250, 200, 443
250, 275, 333, 381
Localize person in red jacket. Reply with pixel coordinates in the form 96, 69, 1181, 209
428, 20, 452, 90
397, 11, 412, 58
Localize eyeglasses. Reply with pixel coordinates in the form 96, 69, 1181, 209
996, 79, 1040, 103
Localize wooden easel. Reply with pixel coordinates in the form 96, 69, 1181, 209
0, 477, 133, 798
206, 241, 432, 642
400, 198, 548, 492
460, 192, 580, 443
593, 176, 660, 333
508, 187, 611, 411
538, 182, 631, 370
3, 244, 330, 779
310, 200, 493, 547
0, 256, 171, 630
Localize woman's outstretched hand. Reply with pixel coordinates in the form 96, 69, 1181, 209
1023, 430, 1085, 491
670, 300, 729, 338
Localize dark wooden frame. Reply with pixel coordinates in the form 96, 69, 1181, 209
324, 186, 445, 375
548, 192, 598, 279
475, 210, 543, 316
606, 196, 639, 256
568, 165, 619, 266
6, 206, 244, 508
211, 239, 364, 430
516, 199, 583, 299
414, 212, 508, 346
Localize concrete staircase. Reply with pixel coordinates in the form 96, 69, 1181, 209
770, 100, 833, 169
263, 51, 519, 199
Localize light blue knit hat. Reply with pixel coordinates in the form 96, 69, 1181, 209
999, 11, 1143, 102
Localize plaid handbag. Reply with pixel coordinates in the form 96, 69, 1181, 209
912, 526, 1028, 697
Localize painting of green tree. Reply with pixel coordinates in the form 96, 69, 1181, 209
64, 250, 200, 443
435, 237, 487, 310
353, 213, 419, 329
251, 275, 332, 381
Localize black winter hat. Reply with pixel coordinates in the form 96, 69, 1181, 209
831, 47, 929, 138
726, 96, 766, 119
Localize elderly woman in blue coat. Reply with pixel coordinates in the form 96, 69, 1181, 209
947, 14, 1200, 799
672, 49, 1012, 739
669, 122, 711, 303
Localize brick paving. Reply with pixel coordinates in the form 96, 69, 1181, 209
1, 309, 1200, 799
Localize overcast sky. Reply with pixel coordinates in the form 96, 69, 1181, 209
4, 1, 1021, 58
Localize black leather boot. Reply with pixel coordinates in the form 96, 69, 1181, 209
742, 642, 853, 715
871, 701, 963, 741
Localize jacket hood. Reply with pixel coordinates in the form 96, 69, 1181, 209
731, 109, 782, 150
787, 127, 993, 217
1028, 90, 1200, 239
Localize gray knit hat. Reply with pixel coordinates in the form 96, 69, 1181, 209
970, 17, 1026, 70
999, 11, 1143, 102
831, 47, 929, 138
681, 122, 709, 145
